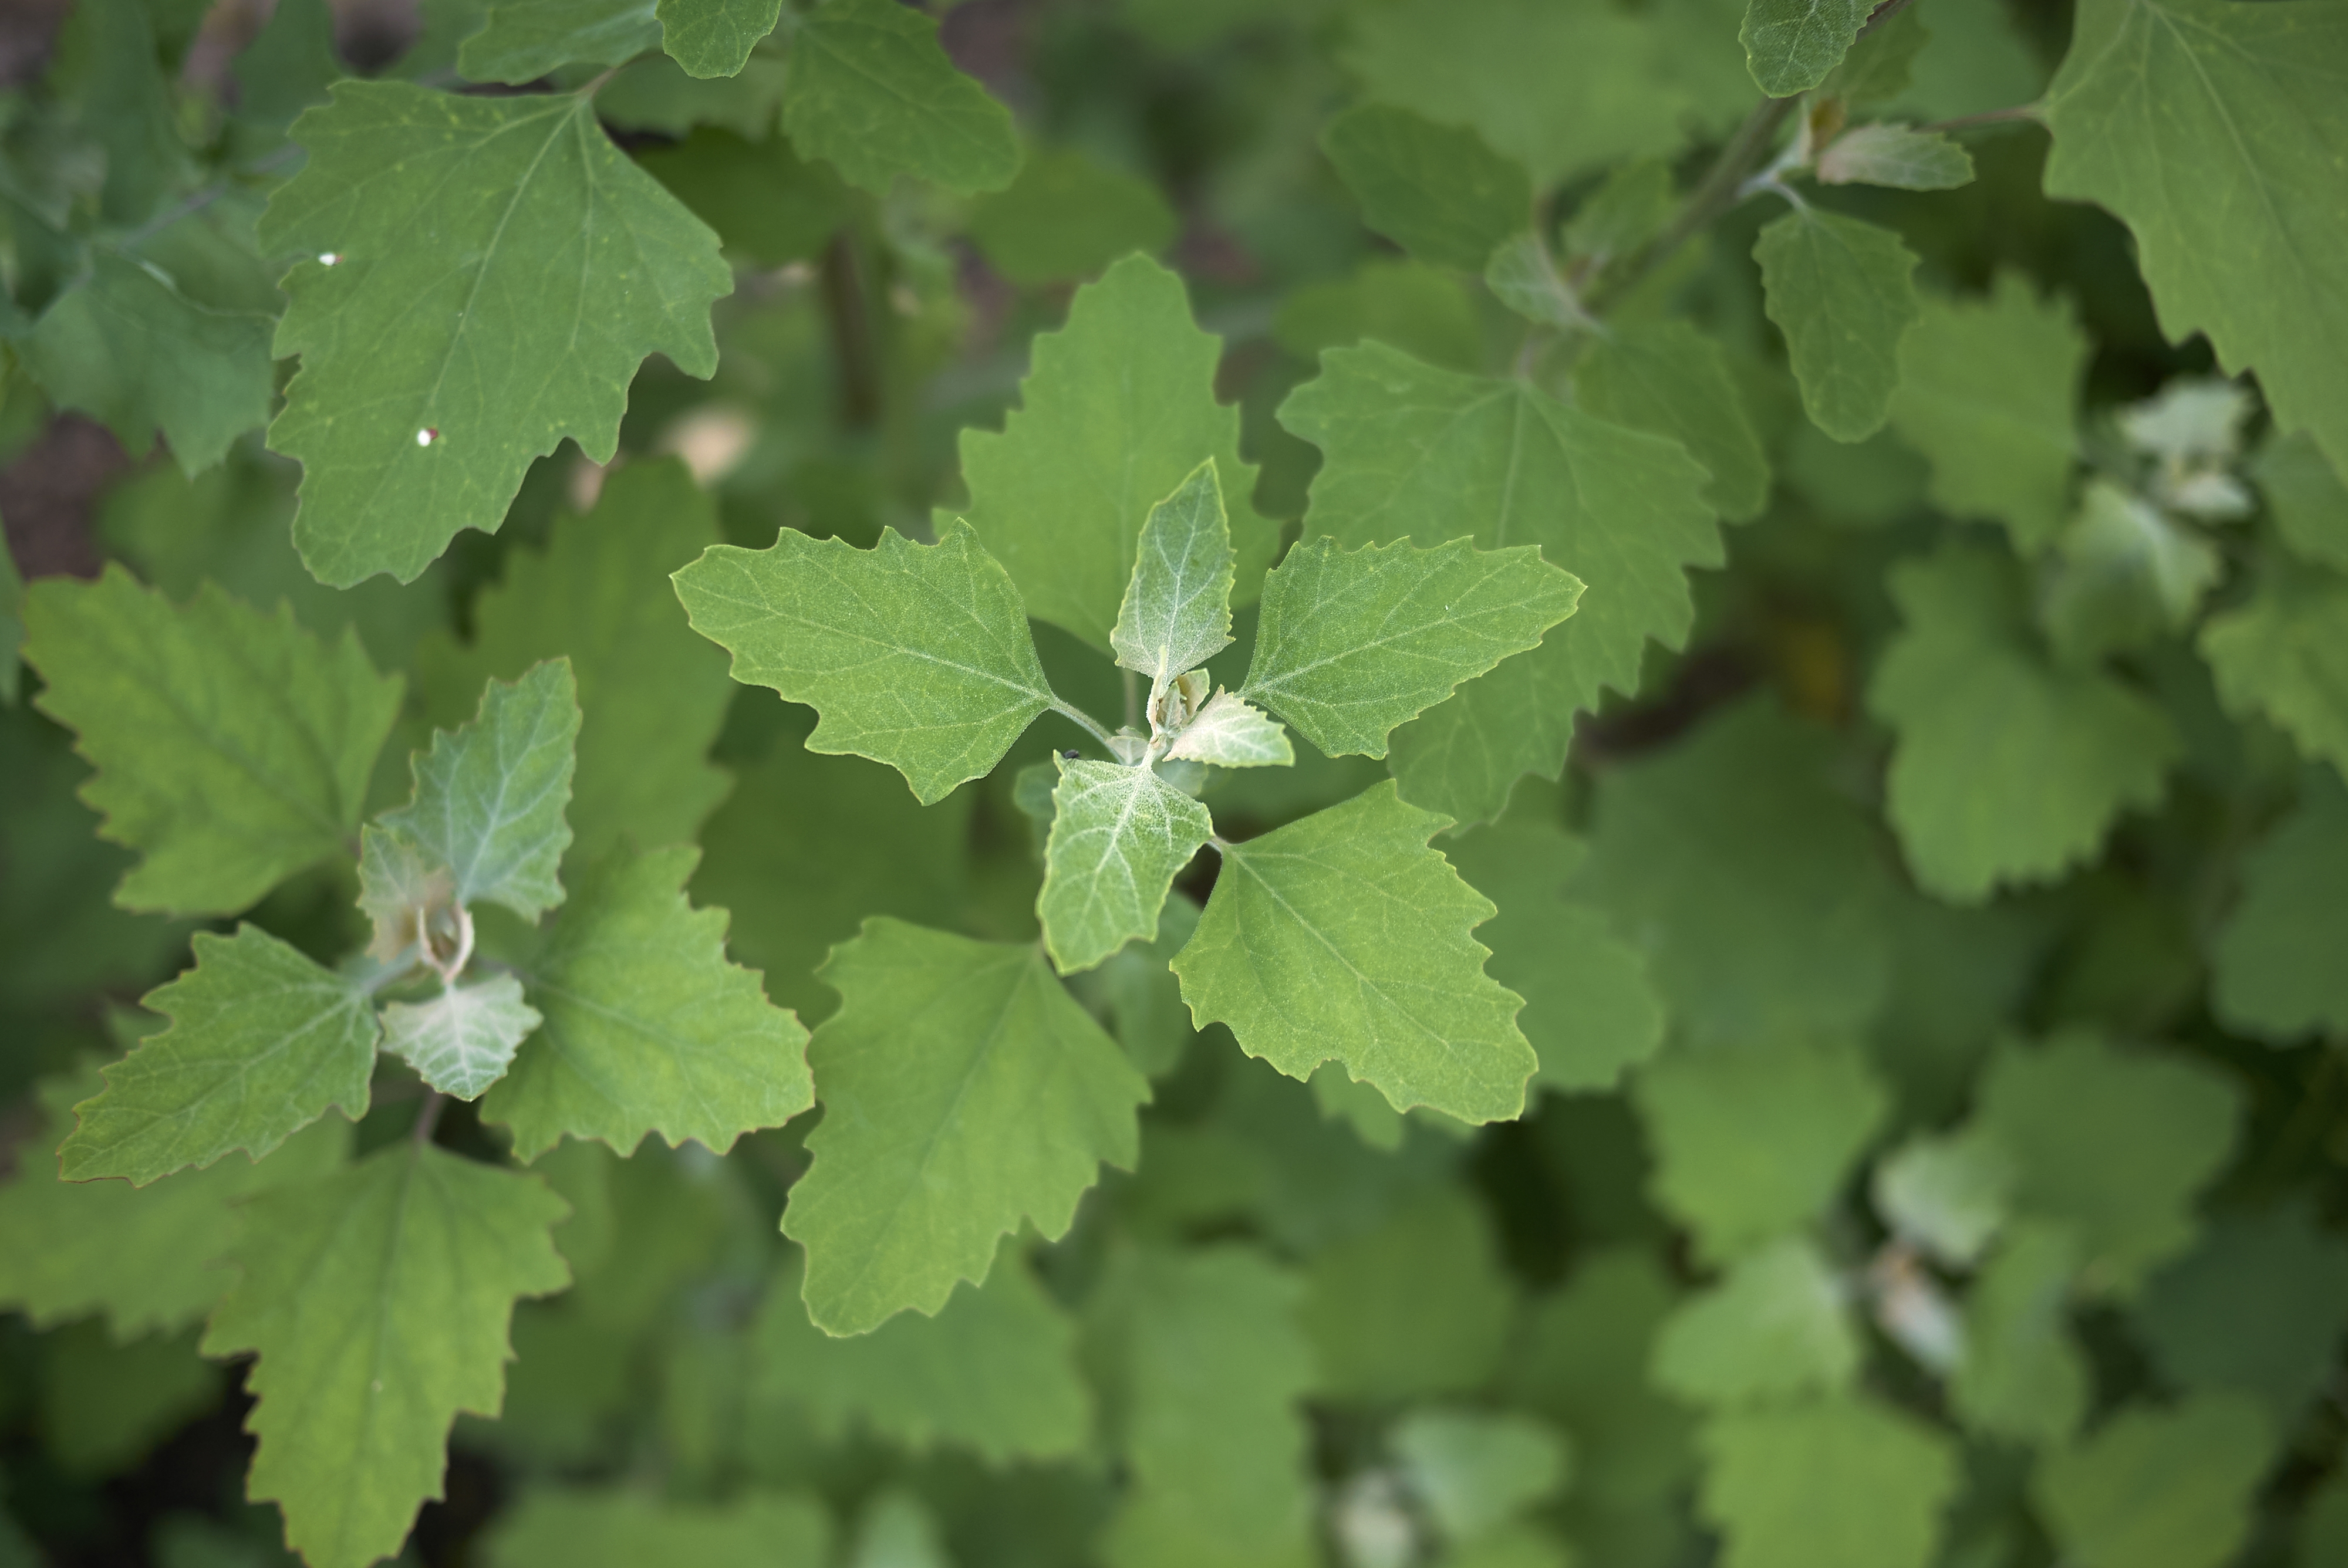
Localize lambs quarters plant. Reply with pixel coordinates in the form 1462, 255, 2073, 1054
0, 0, 2345, 1566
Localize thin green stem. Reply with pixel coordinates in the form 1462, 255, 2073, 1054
1585, 92, 1800, 317
1922, 104, 2046, 133
1051, 700, 1118, 751
412, 1091, 446, 1147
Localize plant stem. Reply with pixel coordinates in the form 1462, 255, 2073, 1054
1586, 93, 1800, 317
1051, 700, 1118, 751
1922, 104, 2046, 133
413, 1091, 446, 1147
820, 230, 884, 430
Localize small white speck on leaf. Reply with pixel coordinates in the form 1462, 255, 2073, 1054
416, 428, 437, 448
318, 252, 339, 266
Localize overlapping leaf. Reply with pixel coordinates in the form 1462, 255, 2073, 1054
1319, 104, 1530, 271
1037, 760, 1213, 975
1755, 208, 1922, 442
779, 0, 1019, 195
262, 82, 730, 584
1697, 1397, 1960, 1568
22, 568, 403, 916
382, 974, 542, 1101
2211, 774, 2348, 1039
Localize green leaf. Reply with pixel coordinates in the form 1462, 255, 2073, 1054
22, 567, 403, 917
1816, 4, 1928, 105
1697, 1397, 1961, 1568
1240, 537, 1581, 760
2031, 1392, 2278, 1568
382, 974, 542, 1101
1815, 123, 1975, 188
1740, 0, 1868, 94
2253, 431, 2348, 572
481, 844, 812, 1160
1886, 275, 2088, 553
779, 0, 1020, 195
2043, 479, 2223, 664
1299, 1187, 1514, 1401
1111, 459, 1236, 688
2136, 1204, 2348, 1424
262, 81, 731, 585
414, 458, 734, 860
1278, 342, 1718, 810
957, 255, 1276, 650
1172, 782, 1536, 1124
1652, 1237, 1859, 1408
782, 918, 1148, 1334
1868, 543, 2178, 902
2043, 0, 2348, 480
966, 146, 1178, 286
22, 254, 275, 476
0, 529, 20, 708
458, 0, 660, 82
1633, 1038, 1888, 1264
1562, 157, 1677, 264
2199, 555, 2348, 778
1091, 1245, 1318, 1568
1318, 104, 1531, 272
657, 0, 781, 77
1391, 1408, 1569, 1544
1444, 820, 1663, 1094
0, 1067, 348, 1338
39, 1320, 222, 1476
1165, 692, 1293, 768
1754, 208, 1922, 442
598, 52, 790, 139
485, 1491, 829, 1568
1482, 234, 1587, 329
1572, 319, 1771, 522
1567, 699, 1895, 1049
673, 521, 1055, 805
1037, 759, 1214, 975
636, 127, 849, 267
1072, 892, 1203, 1080
1520, 1248, 1695, 1510
1969, 1032, 2242, 1295
203, 1141, 571, 1568
381, 658, 582, 922
1948, 1221, 2089, 1446
1272, 258, 1484, 373
1871, 1126, 2012, 1268
753, 1240, 1090, 1463
58, 925, 377, 1185
2211, 775, 2348, 1040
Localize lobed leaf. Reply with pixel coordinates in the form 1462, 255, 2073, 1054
481, 844, 813, 1160
261, 82, 731, 585
1755, 207, 1922, 442
458, 0, 660, 82
1240, 536, 1582, 761
657, 0, 782, 78
1573, 319, 1771, 522
1652, 1238, 1860, 1408
783, 918, 1148, 1334
1318, 103, 1531, 272
672, 521, 1055, 805
2211, 774, 2348, 1040
1166, 691, 1293, 768
381, 658, 582, 924
1740, 0, 1869, 95
2032, 1392, 2277, 1568
60, 925, 377, 1185
1697, 1396, 1961, 1568
1172, 782, 1536, 1124
204, 1141, 571, 1568
1037, 759, 1214, 975
22, 567, 403, 917
780, 0, 1020, 195
2199, 555, 2348, 779
381, 974, 542, 1101
1111, 459, 1236, 688
1814, 123, 1975, 189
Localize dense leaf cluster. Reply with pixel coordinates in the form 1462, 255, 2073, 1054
1, 1, 2346, 1566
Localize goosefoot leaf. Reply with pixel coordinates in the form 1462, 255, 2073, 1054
1755, 207, 1922, 442
1698, 1396, 1962, 1568
2198, 556, 2348, 779
1037, 759, 1215, 975
59, 925, 377, 1185
480, 843, 814, 1161
1741, 0, 1869, 95
1240, 536, 1583, 761
1815, 124, 1975, 189
203, 1141, 570, 1568
1166, 692, 1293, 768
2211, 775, 2348, 1041
957, 255, 1274, 649
780, 0, 1020, 195
2043, 0, 2348, 479
1110, 459, 1236, 689
380, 658, 582, 924
1171, 782, 1536, 1124
783, 918, 1148, 1334
457, 1, 660, 82
672, 522, 1055, 805
1318, 103, 1531, 272
261, 81, 731, 586
483, 1491, 830, 1568
22, 567, 403, 917
381, 974, 542, 1101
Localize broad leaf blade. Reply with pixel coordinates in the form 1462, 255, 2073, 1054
59, 926, 377, 1185
1110, 459, 1236, 687
958, 255, 1276, 649
1573, 319, 1771, 522
780, 0, 1020, 195
1240, 536, 1581, 760
1319, 103, 1530, 272
2212, 775, 2348, 1041
383, 659, 582, 922
484, 1491, 830, 1568
382, 974, 542, 1101
2199, 555, 2348, 778
203, 1142, 571, 1568
2043, 0, 2348, 479
1755, 208, 1922, 442
1037, 759, 1214, 974
22, 568, 403, 917
481, 843, 814, 1160
1698, 1397, 1961, 1568
457, 0, 660, 82
782, 918, 1149, 1334
1172, 782, 1536, 1124
658, 0, 781, 78
1740, 0, 1869, 95
262, 82, 731, 585
672, 522, 1054, 805
1166, 691, 1293, 768
1816, 123, 1975, 189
